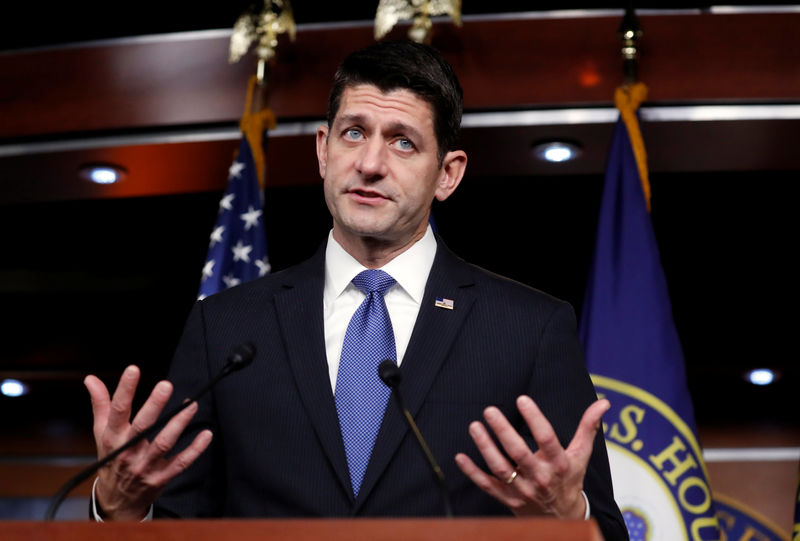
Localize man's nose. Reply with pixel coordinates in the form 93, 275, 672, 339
355, 138, 389, 179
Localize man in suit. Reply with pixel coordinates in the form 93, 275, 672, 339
84, 40, 628, 540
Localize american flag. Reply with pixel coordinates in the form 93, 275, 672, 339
198, 136, 270, 300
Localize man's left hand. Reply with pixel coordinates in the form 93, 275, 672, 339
455, 395, 610, 519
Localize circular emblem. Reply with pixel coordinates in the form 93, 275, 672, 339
592, 375, 720, 541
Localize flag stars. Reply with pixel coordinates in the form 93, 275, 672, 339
232, 240, 253, 263
199, 139, 270, 299
209, 226, 225, 247
219, 193, 235, 212
240, 205, 262, 231
255, 257, 271, 277
223, 274, 242, 289
229, 161, 245, 179
202, 259, 215, 280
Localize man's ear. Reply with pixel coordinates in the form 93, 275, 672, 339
316, 125, 329, 179
434, 150, 468, 202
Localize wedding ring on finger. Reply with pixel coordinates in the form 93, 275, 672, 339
504, 469, 519, 485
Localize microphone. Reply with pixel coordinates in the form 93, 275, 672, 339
378, 360, 453, 517
45, 342, 257, 520
221, 342, 256, 373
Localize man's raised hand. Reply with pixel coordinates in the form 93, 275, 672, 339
455, 395, 610, 519
84, 365, 212, 520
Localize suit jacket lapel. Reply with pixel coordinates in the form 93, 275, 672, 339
273, 244, 354, 503
354, 240, 476, 511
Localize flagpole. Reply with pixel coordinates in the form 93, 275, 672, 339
615, 4, 650, 212
618, 2, 642, 86
196, 1, 294, 300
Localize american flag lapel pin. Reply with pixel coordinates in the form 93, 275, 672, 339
434, 297, 454, 310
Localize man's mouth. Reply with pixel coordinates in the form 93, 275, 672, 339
348, 188, 389, 202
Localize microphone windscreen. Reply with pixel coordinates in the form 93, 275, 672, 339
378, 359, 402, 388
229, 343, 256, 368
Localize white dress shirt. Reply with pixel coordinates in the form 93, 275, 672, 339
323, 225, 437, 393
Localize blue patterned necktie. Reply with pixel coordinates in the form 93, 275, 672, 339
335, 269, 397, 498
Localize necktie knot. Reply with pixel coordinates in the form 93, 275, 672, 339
352, 269, 396, 296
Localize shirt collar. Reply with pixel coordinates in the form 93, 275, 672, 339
324, 225, 437, 305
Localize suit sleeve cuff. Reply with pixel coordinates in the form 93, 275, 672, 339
91, 477, 153, 522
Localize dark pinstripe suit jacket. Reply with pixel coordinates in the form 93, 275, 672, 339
155, 239, 628, 540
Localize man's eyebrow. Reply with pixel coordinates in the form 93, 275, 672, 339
385, 122, 424, 143
335, 113, 367, 127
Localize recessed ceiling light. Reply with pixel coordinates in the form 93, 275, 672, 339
745, 368, 778, 386
532, 141, 582, 163
79, 163, 127, 185
1, 378, 29, 397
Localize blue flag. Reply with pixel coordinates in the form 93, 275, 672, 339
198, 136, 270, 299
580, 83, 720, 540
713, 494, 790, 540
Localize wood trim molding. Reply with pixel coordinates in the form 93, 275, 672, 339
2, 12, 799, 140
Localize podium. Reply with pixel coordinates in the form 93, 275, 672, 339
0, 518, 604, 540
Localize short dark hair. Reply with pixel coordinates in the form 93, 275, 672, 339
327, 40, 463, 165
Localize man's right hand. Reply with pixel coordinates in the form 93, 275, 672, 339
84, 365, 213, 520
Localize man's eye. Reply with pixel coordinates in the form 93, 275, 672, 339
344, 129, 362, 140
395, 138, 414, 151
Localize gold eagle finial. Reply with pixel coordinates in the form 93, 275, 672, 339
375, 0, 462, 43
230, 0, 296, 83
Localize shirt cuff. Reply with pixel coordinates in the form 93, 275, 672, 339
581, 490, 591, 520
91, 477, 153, 522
